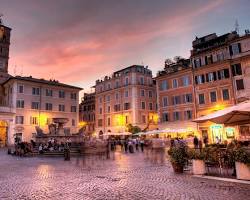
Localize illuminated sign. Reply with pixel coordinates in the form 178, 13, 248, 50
210, 124, 223, 129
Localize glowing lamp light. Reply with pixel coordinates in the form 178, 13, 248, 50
79, 121, 87, 127
115, 114, 126, 126
39, 114, 47, 126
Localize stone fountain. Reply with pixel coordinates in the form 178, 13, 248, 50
52, 118, 69, 135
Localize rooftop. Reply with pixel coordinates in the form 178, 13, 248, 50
156, 58, 191, 77
3, 75, 82, 90
96, 65, 152, 84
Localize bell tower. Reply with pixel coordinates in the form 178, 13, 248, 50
0, 14, 11, 83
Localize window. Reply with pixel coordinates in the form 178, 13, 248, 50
59, 104, 65, 112
206, 72, 217, 82
125, 90, 129, 98
71, 93, 77, 100
222, 89, 230, 101
229, 43, 241, 55
148, 90, 153, 98
205, 55, 213, 65
46, 89, 53, 97
71, 106, 77, 112
173, 79, 178, 88
107, 117, 111, 126
115, 81, 119, 88
199, 94, 205, 104
173, 96, 181, 105
141, 90, 145, 97
184, 94, 193, 103
114, 104, 120, 112
30, 117, 38, 125
99, 107, 102, 114
218, 69, 230, 80
231, 63, 242, 76
32, 87, 40, 95
163, 97, 168, 107
173, 112, 180, 121
106, 95, 110, 102
210, 91, 217, 103
72, 119, 75, 126
115, 93, 119, 100
194, 58, 201, 68
236, 79, 244, 90
140, 77, 144, 85
161, 80, 168, 90
184, 110, 192, 120
142, 115, 146, 123
162, 113, 169, 122
45, 103, 53, 111
141, 102, 146, 109
31, 102, 39, 110
99, 97, 102, 103
46, 118, 52, 125
59, 90, 65, 98
107, 105, 111, 113
216, 52, 224, 61
182, 76, 190, 86
18, 85, 24, 93
107, 83, 111, 90
195, 74, 205, 84
124, 102, 130, 110
15, 116, 24, 124
149, 103, 153, 110
125, 116, 129, 124
16, 100, 24, 108
98, 119, 103, 127
125, 77, 129, 85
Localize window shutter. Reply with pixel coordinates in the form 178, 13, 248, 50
217, 71, 221, 80
205, 74, 209, 82
224, 69, 230, 78
238, 43, 242, 53
195, 76, 198, 84
202, 75, 205, 83
231, 65, 236, 76
205, 56, 208, 65
213, 72, 217, 81
229, 45, 233, 56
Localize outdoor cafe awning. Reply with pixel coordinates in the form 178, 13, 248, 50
103, 132, 132, 136
193, 100, 250, 125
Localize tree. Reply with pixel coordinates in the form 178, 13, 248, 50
126, 124, 141, 134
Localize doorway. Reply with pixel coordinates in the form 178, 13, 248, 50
0, 121, 8, 147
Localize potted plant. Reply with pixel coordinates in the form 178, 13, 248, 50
234, 148, 250, 180
188, 149, 206, 175
168, 143, 188, 173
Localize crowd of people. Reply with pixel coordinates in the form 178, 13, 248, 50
38, 138, 72, 154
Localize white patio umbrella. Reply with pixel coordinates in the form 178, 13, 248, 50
193, 101, 250, 125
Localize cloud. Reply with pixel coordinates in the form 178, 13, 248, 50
2, 0, 244, 90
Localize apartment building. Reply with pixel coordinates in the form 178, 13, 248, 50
191, 31, 250, 143
2, 76, 81, 144
156, 59, 197, 138
95, 65, 157, 136
0, 19, 82, 146
79, 92, 95, 135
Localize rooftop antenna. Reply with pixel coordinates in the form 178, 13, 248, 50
13, 65, 17, 76
20, 66, 23, 76
234, 19, 239, 34
0, 13, 3, 25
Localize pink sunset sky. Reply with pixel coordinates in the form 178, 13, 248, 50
1, 0, 250, 96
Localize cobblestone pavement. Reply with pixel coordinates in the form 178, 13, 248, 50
0, 149, 249, 200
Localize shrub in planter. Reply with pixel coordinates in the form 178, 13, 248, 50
234, 148, 250, 180
188, 149, 206, 175
168, 143, 188, 173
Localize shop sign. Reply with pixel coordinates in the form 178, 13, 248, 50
210, 124, 223, 129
